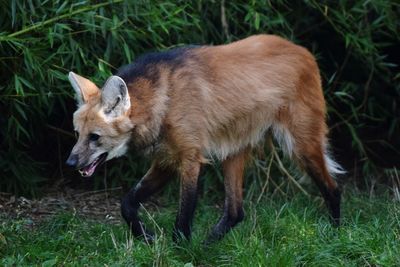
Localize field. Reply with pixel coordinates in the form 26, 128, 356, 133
0, 2, 399, 266
1, 189, 399, 266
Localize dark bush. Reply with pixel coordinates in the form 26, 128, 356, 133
0, 0, 399, 195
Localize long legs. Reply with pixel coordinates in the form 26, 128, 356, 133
173, 158, 201, 241
121, 151, 202, 242
274, 100, 342, 226
121, 162, 175, 239
281, 118, 342, 225
299, 147, 341, 226
206, 148, 249, 242
122, 128, 341, 244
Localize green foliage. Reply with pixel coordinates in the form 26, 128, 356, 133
0, 0, 399, 194
1, 192, 399, 265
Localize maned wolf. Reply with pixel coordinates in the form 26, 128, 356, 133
66, 35, 344, 243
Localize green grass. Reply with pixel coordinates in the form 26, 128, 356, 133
1, 192, 399, 266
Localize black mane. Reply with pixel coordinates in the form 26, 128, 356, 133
116, 46, 198, 84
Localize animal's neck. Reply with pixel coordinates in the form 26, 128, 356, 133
128, 72, 170, 151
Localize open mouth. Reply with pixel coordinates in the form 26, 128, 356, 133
79, 153, 108, 177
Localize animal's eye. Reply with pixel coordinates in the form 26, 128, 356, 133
89, 133, 100, 142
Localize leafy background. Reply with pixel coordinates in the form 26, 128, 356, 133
0, 0, 399, 195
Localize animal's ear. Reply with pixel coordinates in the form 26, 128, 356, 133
68, 72, 99, 106
101, 76, 130, 117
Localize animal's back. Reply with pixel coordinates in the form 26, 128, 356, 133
168, 35, 325, 160
115, 35, 328, 162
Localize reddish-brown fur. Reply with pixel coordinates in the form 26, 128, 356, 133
67, 34, 343, 243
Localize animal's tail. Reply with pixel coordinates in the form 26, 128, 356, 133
323, 144, 345, 177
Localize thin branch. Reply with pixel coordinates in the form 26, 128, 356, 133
220, 0, 230, 41
0, 92, 68, 98
46, 124, 75, 138
256, 153, 274, 204
359, 62, 375, 113
73, 187, 122, 197
272, 146, 310, 197
4, 0, 124, 39
330, 47, 352, 93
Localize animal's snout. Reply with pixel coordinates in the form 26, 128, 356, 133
66, 153, 79, 168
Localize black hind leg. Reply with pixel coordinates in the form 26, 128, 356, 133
301, 151, 341, 226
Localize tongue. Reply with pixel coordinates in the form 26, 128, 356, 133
79, 161, 97, 177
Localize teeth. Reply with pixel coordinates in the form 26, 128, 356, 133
78, 154, 105, 177
79, 169, 88, 177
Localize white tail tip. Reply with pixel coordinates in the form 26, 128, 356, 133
324, 153, 346, 176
